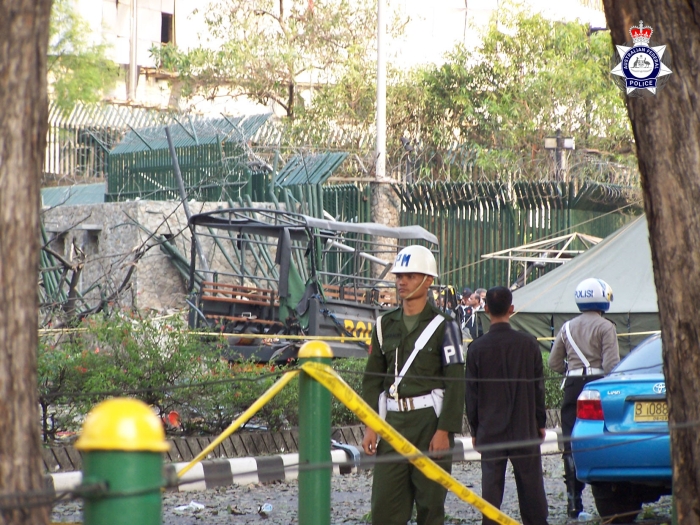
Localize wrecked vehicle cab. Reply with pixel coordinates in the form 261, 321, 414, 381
186, 207, 439, 362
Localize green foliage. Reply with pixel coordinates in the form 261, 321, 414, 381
395, 3, 635, 180
38, 316, 562, 443
38, 313, 220, 440
330, 358, 366, 426
152, 0, 380, 120
543, 351, 564, 409
150, 1, 633, 183
48, 0, 119, 114
38, 314, 368, 442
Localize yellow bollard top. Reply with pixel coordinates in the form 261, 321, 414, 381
75, 398, 170, 452
298, 340, 334, 358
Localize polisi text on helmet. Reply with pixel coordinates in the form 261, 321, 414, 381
574, 277, 613, 312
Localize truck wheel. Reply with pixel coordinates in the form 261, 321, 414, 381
591, 483, 642, 523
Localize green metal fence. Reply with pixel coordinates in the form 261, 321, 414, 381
395, 180, 641, 290
44, 103, 169, 183
322, 184, 371, 223
105, 115, 272, 202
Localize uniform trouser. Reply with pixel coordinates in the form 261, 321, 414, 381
561, 375, 603, 513
371, 408, 453, 525
480, 446, 549, 525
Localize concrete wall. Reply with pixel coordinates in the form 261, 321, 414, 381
43, 200, 213, 312
42, 201, 288, 313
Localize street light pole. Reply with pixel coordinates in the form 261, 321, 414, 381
129, 0, 138, 101
375, 0, 386, 180
556, 129, 566, 181
544, 129, 575, 182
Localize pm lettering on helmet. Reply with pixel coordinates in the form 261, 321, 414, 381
396, 253, 411, 267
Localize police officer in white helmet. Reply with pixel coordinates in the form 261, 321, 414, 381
361, 245, 465, 525
548, 278, 621, 519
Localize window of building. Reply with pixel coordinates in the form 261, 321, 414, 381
161, 13, 173, 44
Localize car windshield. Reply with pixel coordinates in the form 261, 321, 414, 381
611, 334, 663, 375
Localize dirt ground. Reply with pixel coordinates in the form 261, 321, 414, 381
51, 452, 672, 525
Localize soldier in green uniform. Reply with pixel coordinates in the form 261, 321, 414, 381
362, 245, 465, 525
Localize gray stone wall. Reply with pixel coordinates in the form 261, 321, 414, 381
42, 201, 291, 314
43, 201, 222, 313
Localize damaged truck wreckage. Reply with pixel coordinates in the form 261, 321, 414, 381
186, 208, 439, 362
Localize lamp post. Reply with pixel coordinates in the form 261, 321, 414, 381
376, 0, 386, 181
544, 129, 575, 181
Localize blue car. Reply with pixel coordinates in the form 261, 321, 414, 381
572, 334, 671, 522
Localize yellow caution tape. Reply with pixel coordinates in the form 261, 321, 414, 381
176, 370, 300, 478
464, 330, 663, 344
39, 328, 89, 334
535, 329, 661, 342
189, 331, 371, 343
40, 325, 660, 344
38, 328, 370, 343
300, 361, 521, 525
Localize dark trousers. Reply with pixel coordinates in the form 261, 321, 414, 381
561, 375, 603, 486
561, 376, 602, 448
371, 408, 453, 525
480, 446, 549, 525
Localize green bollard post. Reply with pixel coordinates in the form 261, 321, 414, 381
75, 398, 170, 525
298, 341, 333, 525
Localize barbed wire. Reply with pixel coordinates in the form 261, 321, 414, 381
40, 367, 295, 401
0, 415, 682, 520
441, 199, 643, 279
37, 354, 668, 406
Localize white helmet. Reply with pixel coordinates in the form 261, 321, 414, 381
390, 245, 438, 277
575, 278, 613, 312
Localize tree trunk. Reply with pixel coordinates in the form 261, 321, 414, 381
602, 2, 700, 523
0, 1, 52, 524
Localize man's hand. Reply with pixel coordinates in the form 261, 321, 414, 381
429, 429, 450, 459
362, 427, 378, 455
538, 428, 546, 443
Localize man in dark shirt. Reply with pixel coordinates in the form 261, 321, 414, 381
465, 286, 548, 525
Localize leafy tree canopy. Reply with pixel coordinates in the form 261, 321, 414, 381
48, 0, 119, 114
153, 0, 382, 120
153, 2, 635, 183
400, 4, 636, 180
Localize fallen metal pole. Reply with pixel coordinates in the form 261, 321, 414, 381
165, 126, 209, 273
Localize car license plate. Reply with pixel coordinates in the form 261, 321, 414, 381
634, 401, 668, 422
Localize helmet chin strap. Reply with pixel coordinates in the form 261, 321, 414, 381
403, 275, 428, 301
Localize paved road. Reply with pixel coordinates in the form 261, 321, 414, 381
52, 453, 672, 524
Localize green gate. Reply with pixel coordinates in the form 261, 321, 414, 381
106, 115, 271, 202
395, 180, 641, 290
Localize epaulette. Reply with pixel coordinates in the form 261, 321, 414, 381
382, 306, 402, 318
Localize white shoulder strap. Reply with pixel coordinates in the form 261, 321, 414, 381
564, 321, 591, 369
394, 315, 445, 389
376, 314, 384, 347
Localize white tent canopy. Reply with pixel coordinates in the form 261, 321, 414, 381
505, 216, 659, 354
